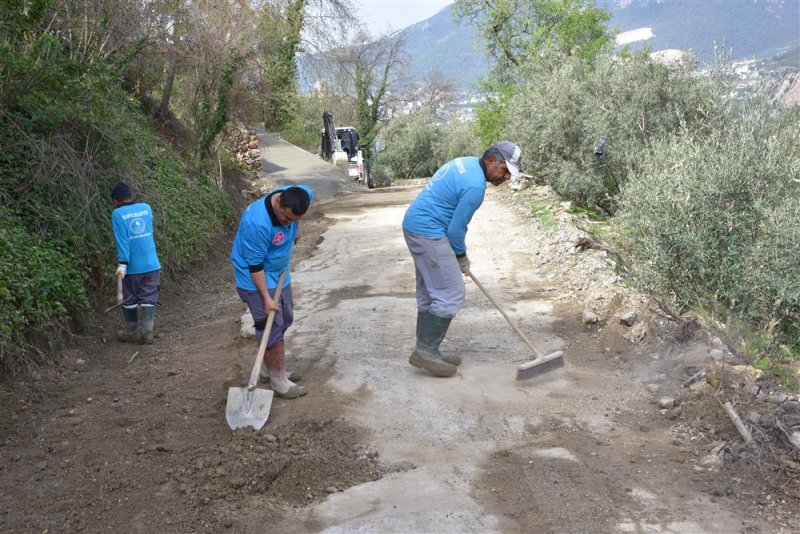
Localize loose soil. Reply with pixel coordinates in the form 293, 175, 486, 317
1, 137, 798, 532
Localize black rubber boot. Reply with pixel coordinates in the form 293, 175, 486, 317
117, 307, 140, 343
409, 312, 457, 377
417, 311, 461, 366
141, 306, 155, 344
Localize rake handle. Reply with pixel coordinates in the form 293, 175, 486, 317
468, 272, 543, 359
247, 269, 287, 391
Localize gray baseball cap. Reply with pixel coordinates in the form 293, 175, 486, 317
493, 141, 522, 178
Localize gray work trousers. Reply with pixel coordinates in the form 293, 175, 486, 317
237, 285, 294, 349
403, 230, 465, 318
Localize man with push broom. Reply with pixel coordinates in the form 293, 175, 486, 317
402, 141, 522, 377
111, 182, 161, 344
231, 185, 313, 399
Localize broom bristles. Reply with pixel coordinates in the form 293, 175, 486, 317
516, 351, 565, 381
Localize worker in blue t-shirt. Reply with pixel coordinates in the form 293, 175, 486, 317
231, 185, 313, 399
401, 141, 522, 377
111, 182, 161, 344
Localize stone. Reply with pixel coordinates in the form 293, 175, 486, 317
582, 311, 599, 324
325, 486, 338, 494
240, 311, 255, 339
509, 175, 532, 191
757, 391, 789, 404
658, 397, 675, 409
620, 311, 637, 326
681, 345, 715, 366
705, 363, 762, 389
699, 453, 722, 470
743, 382, 761, 397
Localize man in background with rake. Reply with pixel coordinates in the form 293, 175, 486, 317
111, 182, 161, 345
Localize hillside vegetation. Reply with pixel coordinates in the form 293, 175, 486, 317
0, 2, 241, 367
506, 39, 799, 377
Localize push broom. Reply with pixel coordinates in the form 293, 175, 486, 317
468, 272, 565, 380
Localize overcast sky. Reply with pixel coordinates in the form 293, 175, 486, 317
355, 0, 454, 33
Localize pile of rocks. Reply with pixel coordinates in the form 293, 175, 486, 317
228, 127, 262, 171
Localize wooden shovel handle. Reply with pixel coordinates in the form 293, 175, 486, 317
468, 272, 543, 359
247, 269, 287, 390
116, 276, 124, 304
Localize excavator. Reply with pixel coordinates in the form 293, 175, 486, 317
320, 110, 373, 188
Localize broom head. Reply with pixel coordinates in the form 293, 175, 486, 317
516, 351, 565, 381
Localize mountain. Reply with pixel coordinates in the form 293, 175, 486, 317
399, 7, 489, 92
604, 0, 800, 61
400, 0, 800, 92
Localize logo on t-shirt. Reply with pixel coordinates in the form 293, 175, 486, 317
272, 231, 286, 245
129, 218, 146, 235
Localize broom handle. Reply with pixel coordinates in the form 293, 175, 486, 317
468, 272, 543, 359
247, 269, 287, 390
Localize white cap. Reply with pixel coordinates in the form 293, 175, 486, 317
494, 141, 522, 178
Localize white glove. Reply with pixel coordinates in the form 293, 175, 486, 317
115, 264, 127, 278
456, 254, 470, 275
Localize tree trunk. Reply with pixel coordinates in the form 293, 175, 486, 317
159, 60, 177, 117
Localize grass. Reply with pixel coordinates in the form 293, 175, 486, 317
528, 198, 559, 229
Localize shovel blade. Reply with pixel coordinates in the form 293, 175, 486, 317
225, 386, 274, 430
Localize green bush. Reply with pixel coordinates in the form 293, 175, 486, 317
613, 102, 800, 355
375, 110, 481, 182
370, 159, 392, 188
435, 119, 482, 163
0, 218, 90, 364
374, 110, 441, 180
507, 49, 726, 212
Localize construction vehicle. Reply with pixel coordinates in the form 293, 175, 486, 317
320, 110, 349, 165
320, 110, 374, 188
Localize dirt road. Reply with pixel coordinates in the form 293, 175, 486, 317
1, 138, 796, 533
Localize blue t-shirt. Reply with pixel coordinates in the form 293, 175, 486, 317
111, 201, 161, 275
401, 157, 486, 255
231, 185, 314, 291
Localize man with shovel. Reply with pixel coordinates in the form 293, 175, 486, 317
111, 182, 161, 344
231, 185, 313, 399
402, 141, 522, 377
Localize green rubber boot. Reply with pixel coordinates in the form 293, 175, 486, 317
117, 307, 140, 343
141, 306, 155, 344
417, 312, 461, 366
409, 312, 457, 377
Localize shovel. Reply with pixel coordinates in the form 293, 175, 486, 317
226, 269, 287, 431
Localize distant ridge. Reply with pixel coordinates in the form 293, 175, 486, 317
399, 7, 489, 92
399, 0, 800, 92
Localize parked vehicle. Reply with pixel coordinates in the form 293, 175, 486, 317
320, 111, 373, 188
320, 110, 348, 165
